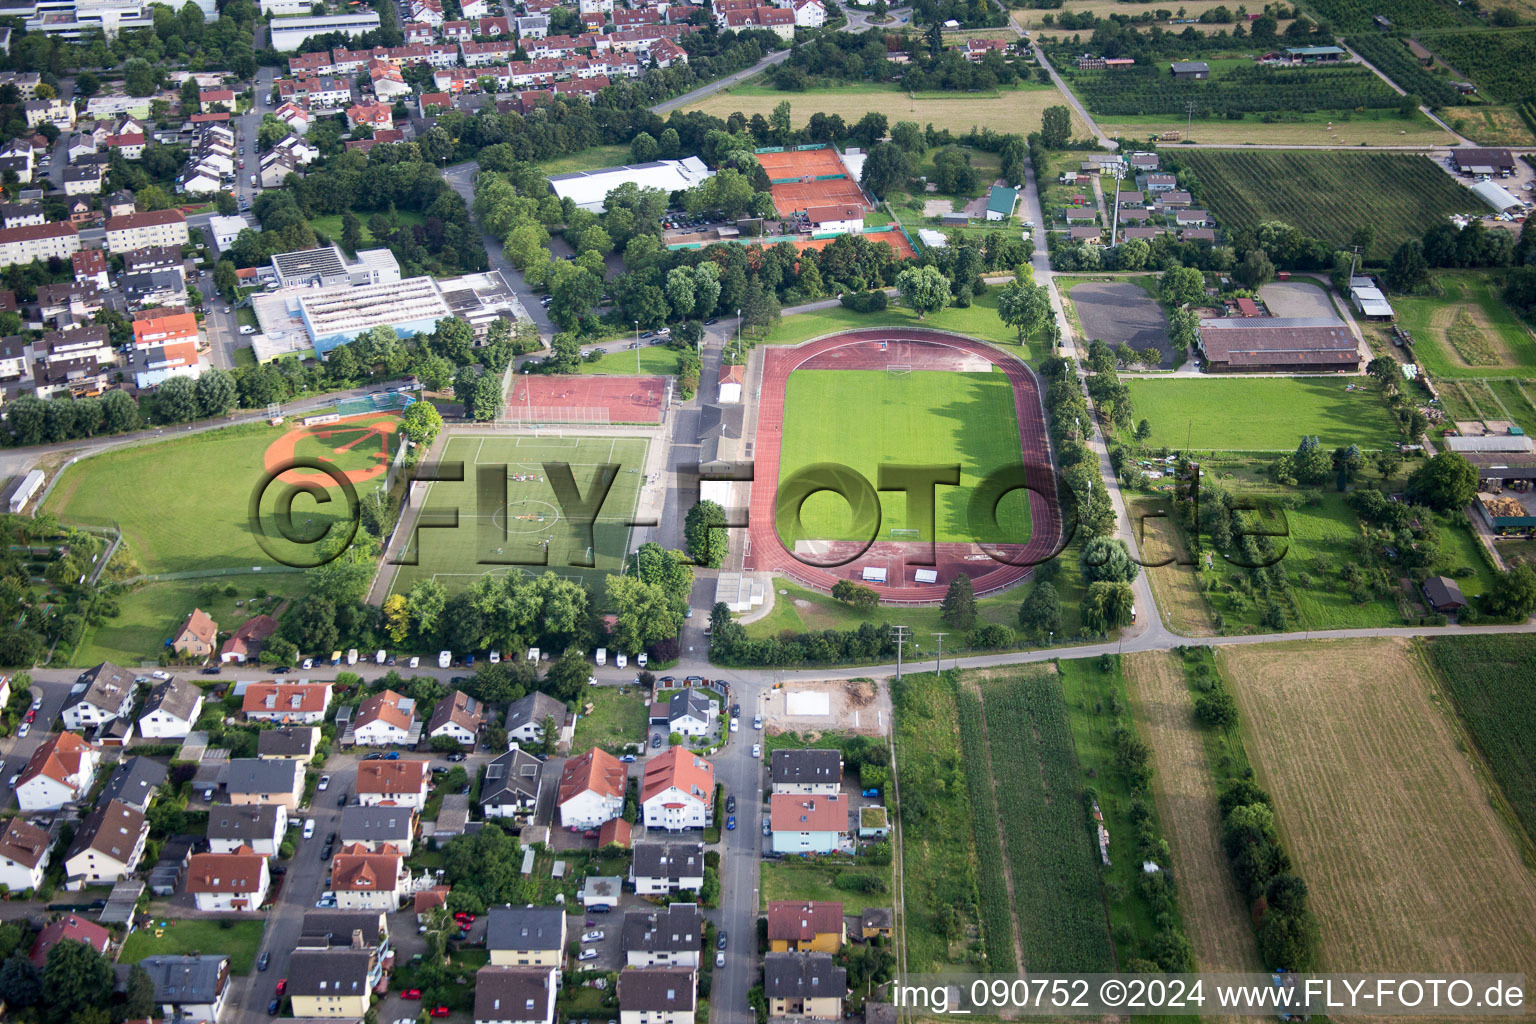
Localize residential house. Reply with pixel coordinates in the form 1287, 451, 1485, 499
346, 102, 394, 131
356, 760, 432, 810
133, 955, 230, 1024
769, 793, 849, 854
286, 949, 376, 1019
242, 681, 333, 723
352, 689, 416, 747
224, 757, 306, 812
257, 726, 320, 760
138, 676, 204, 739
487, 905, 567, 968
29, 914, 110, 967
17, 732, 98, 811
1424, 575, 1468, 613
859, 908, 892, 941
640, 748, 714, 832
476, 966, 559, 1024
618, 967, 696, 1024
339, 805, 416, 855
630, 841, 704, 895
186, 846, 270, 911
207, 803, 289, 856
71, 247, 109, 288
764, 953, 845, 1020
200, 88, 236, 110
0, 818, 52, 892
219, 614, 278, 664
599, 818, 633, 849
769, 750, 842, 796
659, 691, 713, 738
105, 209, 188, 254
61, 661, 136, 732
791, 0, 824, 27
64, 799, 148, 889
0, 203, 44, 229
426, 690, 484, 746
558, 748, 627, 829
504, 691, 565, 745
767, 901, 845, 953
481, 746, 544, 819
623, 903, 703, 968
332, 842, 408, 910
0, 221, 79, 267
297, 910, 390, 960
24, 97, 74, 129
98, 755, 168, 811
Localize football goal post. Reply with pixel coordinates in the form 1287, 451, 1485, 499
886, 364, 912, 376
889, 528, 921, 539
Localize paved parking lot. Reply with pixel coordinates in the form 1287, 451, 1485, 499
1259, 280, 1339, 319
1070, 281, 1179, 368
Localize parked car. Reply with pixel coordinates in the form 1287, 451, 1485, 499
578, 949, 599, 961
315, 897, 337, 908
302, 819, 316, 839
725, 795, 736, 814
317, 775, 330, 791
762, 819, 771, 836
729, 719, 739, 733
267, 999, 280, 1016
276, 980, 287, 997
861, 788, 880, 798
620, 754, 636, 763
751, 744, 761, 758
717, 931, 727, 950
716, 952, 725, 968
446, 752, 467, 762
17, 723, 29, 738
581, 931, 604, 942
402, 989, 422, 1000
726, 816, 736, 831
257, 952, 270, 971
29, 698, 40, 711
753, 715, 762, 729
430, 1008, 450, 1019
651, 735, 662, 748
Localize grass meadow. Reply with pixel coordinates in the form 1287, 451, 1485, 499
1121, 377, 1403, 451
1389, 272, 1536, 379
777, 369, 1031, 545
121, 919, 266, 974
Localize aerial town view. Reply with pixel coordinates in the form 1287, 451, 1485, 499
0, 0, 1531, 1017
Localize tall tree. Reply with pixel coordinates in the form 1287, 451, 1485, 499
939, 573, 977, 629
895, 265, 951, 319
1040, 105, 1072, 148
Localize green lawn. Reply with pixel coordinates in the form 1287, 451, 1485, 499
778, 369, 1030, 545
74, 576, 305, 668
121, 919, 266, 974
534, 144, 633, 176
1121, 377, 1403, 451
45, 423, 357, 576
310, 209, 426, 255
758, 857, 891, 913
233, 346, 257, 369
765, 290, 1029, 354
577, 345, 683, 376
572, 685, 648, 752
1390, 272, 1536, 379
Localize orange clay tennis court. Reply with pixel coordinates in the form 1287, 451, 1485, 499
792, 227, 917, 260
757, 147, 847, 177
771, 177, 870, 216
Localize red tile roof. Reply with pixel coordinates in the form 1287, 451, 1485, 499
332, 842, 402, 892
356, 760, 430, 796
30, 914, 110, 966
19, 732, 94, 789
243, 682, 329, 716
767, 901, 845, 942
185, 846, 266, 893
356, 690, 415, 732
640, 747, 714, 805
770, 793, 847, 833
559, 748, 626, 804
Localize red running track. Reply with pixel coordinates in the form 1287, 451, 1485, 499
746, 328, 1063, 602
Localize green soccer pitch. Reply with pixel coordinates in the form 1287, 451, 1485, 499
776, 369, 1032, 546
385, 434, 650, 595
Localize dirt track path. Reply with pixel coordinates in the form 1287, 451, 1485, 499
1123, 651, 1261, 973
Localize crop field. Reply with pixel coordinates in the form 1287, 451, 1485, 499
1426, 635, 1536, 843
1305, 0, 1473, 30
891, 670, 987, 971
1217, 639, 1536, 974
955, 684, 1021, 971
978, 666, 1116, 972
1058, 61, 1402, 118
1416, 29, 1536, 103
1120, 378, 1402, 451
1122, 652, 1261, 972
1100, 108, 1454, 145
778, 370, 1031, 544
1174, 150, 1480, 257
1437, 103, 1536, 146
1345, 33, 1467, 106
683, 80, 1091, 137
1390, 272, 1536, 378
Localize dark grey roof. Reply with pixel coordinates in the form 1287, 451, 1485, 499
297, 910, 387, 950
1170, 60, 1208, 72
62, 164, 104, 182
632, 842, 704, 880
667, 690, 711, 725
223, 757, 302, 795
698, 403, 743, 440
122, 269, 187, 299
482, 747, 543, 807
140, 676, 202, 723
284, 949, 373, 997
505, 691, 566, 733
257, 726, 318, 758
99, 756, 168, 810
475, 966, 555, 1023
69, 661, 134, 715
206, 803, 284, 843
763, 953, 846, 1000
1424, 575, 1467, 608
339, 805, 414, 843
122, 244, 182, 273
860, 907, 892, 929
135, 955, 228, 1006
622, 903, 702, 954
487, 905, 565, 951
618, 967, 696, 1012
769, 749, 842, 787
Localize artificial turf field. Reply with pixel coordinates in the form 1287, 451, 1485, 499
776, 369, 1031, 545
1122, 377, 1402, 451
385, 434, 649, 595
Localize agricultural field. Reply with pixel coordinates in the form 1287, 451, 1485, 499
1435, 103, 1536, 146
1346, 32, 1468, 107
1127, 496, 1217, 636
1014, 0, 1295, 31
1099, 108, 1454, 146
1306, 0, 1474, 31
1415, 28, 1536, 104
1058, 59, 1404, 118
683, 80, 1091, 137
777, 369, 1031, 544
976, 665, 1116, 971
1426, 634, 1536, 844
1217, 639, 1536, 975
1122, 652, 1262, 972
1389, 272, 1536, 378
954, 684, 1020, 972
890, 670, 989, 971
1173, 150, 1480, 258
1120, 377, 1403, 451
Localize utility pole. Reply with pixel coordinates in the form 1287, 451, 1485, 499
1347, 244, 1363, 281
932, 632, 947, 674
1185, 99, 1196, 141
890, 626, 911, 680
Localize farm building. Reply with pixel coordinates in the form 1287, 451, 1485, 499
1234, 297, 1263, 317
1196, 317, 1361, 373
1349, 279, 1394, 319
1421, 576, 1467, 613
1284, 45, 1344, 62
1477, 493, 1536, 533
1170, 61, 1209, 79
1468, 180, 1524, 214
1452, 148, 1516, 176
985, 185, 1018, 221
1445, 432, 1534, 454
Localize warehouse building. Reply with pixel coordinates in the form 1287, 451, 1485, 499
1196, 317, 1360, 373
549, 157, 712, 213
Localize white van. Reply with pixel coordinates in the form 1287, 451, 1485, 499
616, 652, 627, 669
1130, 604, 1137, 623
489, 650, 501, 664
375, 650, 386, 664
346, 649, 358, 665
439, 650, 452, 668
595, 648, 607, 666
409, 656, 420, 669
